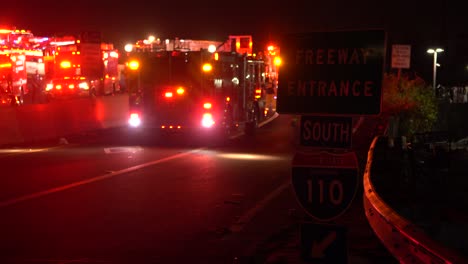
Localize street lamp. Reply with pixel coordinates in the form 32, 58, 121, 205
427, 48, 444, 91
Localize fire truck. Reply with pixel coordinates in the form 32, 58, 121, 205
124, 35, 276, 141
0, 51, 27, 106
43, 32, 120, 99
0, 28, 32, 105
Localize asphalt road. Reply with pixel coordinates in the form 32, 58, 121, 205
0, 114, 397, 263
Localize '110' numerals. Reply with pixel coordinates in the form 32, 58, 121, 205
307, 179, 343, 205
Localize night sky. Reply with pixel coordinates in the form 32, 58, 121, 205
2, 0, 467, 85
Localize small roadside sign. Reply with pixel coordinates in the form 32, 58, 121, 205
300, 115, 353, 149
301, 222, 348, 263
291, 151, 359, 221
391, 44, 411, 69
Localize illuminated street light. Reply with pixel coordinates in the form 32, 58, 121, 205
427, 48, 444, 91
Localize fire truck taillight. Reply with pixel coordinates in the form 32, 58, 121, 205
165, 92, 173, 98
201, 113, 215, 128
128, 113, 141, 127
60, 61, 71, 68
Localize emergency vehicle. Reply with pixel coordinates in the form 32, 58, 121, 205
124, 35, 277, 142
0, 28, 32, 105
0, 51, 27, 106
43, 32, 120, 99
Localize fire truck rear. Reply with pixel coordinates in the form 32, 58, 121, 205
43, 32, 120, 99
124, 35, 274, 142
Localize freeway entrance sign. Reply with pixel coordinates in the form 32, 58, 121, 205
291, 151, 359, 221
277, 29, 385, 116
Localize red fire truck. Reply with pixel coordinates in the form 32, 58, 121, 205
43, 32, 120, 99
124, 35, 277, 142
0, 28, 36, 105
0, 51, 27, 106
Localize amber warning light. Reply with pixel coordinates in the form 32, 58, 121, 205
127, 60, 139, 70
203, 102, 212, 109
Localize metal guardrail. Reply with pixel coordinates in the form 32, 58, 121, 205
363, 136, 468, 264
